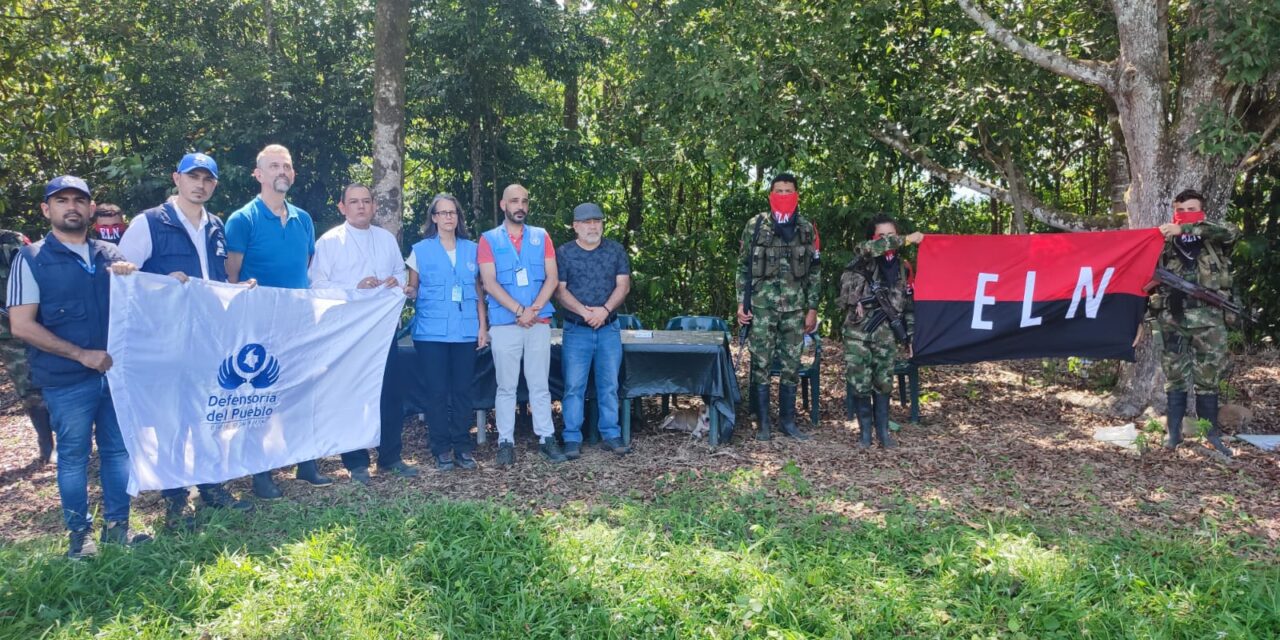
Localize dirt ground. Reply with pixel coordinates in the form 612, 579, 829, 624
2, 346, 1277, 554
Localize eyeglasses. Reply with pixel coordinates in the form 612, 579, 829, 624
434, 209, 458, 217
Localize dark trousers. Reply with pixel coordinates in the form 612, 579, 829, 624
415, 340, 477, 457
341, 340, 404, 470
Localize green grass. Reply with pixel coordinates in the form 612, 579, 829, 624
1, 468, 1277, 639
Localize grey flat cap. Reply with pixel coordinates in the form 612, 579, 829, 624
573, 202, 604, 221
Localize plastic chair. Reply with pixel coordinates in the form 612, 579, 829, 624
617, 314, 643, 330
750, 332, 821, 427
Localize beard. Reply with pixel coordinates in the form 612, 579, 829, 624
504, 208, 527, 224
53, 214, 88, 233
272, 176, 292, 194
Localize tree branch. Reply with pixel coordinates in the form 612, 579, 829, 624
872, 126, 1115, 231
1238, 107, 1280, 172
955, 0, 1116, 93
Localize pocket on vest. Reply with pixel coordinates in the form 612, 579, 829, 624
42, 299, 87, 328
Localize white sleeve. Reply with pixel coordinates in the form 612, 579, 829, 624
116, 214, 153, 267
385, 232, 406, 284
307, 236, 337, 289
6, 253, 40, 307
405, 249, 417, 272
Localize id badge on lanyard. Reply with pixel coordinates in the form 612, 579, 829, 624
451, 284, 463, 302
515, 268, 529, 287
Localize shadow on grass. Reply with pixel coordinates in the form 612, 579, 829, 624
1, 468, 1277, 639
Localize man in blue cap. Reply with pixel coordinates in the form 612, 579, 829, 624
119, 153, 255, 527
7, 175, 148, 558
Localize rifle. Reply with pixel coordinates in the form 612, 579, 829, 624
735, 215, 765, 373
859, 279, 910, 344
1145, 267, 1257, 324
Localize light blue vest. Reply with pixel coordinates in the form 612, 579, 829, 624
411, 237, 480, 342
482, 225, 555, 326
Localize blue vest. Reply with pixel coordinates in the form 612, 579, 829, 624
482, 225, 555, 326
139, 202, 228, 282
412, 237, 480, 342
22, 235, 122, 388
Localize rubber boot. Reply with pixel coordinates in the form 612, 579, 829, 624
777, 384, 810, 440
872, 392, 895, 449
295, 459, 334, 486
1196, 393, 1232, 458
754, 384, 772, 441
854, 396, 873, 449
252, 471, 283, 500
26, 395, 53, 465
1164, 390, 1187, 450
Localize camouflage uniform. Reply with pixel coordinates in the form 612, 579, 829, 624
1146, 219, 1239, 454
736, 211, 820, 440
0, 229, 53, 463
839, 234, 911, 448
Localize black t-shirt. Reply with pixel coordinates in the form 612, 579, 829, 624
556, 238, 631, 324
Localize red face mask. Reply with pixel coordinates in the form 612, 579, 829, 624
1173, 210, 1205, 225
872, 233, 896, 260
769, 192, 798, 216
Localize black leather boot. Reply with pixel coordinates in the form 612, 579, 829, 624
777, 384, 810, 440
296, 459, 334, 486
1196, 393, 1232, 457
252, 471, 283, 499
872, 392, 895, 449
1165, 390, 1187, 450
754, 384, 772, 441
854, 396, 873, 449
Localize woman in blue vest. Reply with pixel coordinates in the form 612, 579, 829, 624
405, 194, 488, 470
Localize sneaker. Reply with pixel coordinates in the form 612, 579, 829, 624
455, 452, 478, 470
164, 494, 194, 530
496, 442, 516, 467
539, 437, 568, 463
380, 460, 420, 478
349, 467, 372, 485
67, 529, 98, 559
563, 441, 582, 460
601, 437, 632, 456
434, 454, 455, 472
252, 472, 284, 500
101, 521, 152, 546
200, 485, 254, 512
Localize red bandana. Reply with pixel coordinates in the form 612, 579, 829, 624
1173, 210, 1205, 225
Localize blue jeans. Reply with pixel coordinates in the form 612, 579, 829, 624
43, 375, 131, 532
561, 320, 623, 442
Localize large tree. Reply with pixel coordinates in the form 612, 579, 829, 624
372, 0, 411, 238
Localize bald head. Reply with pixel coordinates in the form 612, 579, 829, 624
500, 183, 530, 226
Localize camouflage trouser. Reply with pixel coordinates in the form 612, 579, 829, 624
843, 324, 896, 396
749, 305, 805, 385
1152, 309, 1229, 393
0, 338, 32, 398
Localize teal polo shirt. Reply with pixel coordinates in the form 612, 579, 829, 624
225, 196, 316, 289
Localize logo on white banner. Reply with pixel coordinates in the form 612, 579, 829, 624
207, 343, 281, 429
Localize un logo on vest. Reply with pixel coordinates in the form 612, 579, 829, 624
218, 343, 281, 390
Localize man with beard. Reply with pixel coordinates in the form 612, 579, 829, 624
839, 214, 923, 449
118, 152, 255, 526
309, 183, 416, 483
1147, 189, 1240, 457
225, 144, 327, 497
8, 176, 148, 558
554, 203, 632, 458
736, 173, 821, 441
478, 183, 565, 466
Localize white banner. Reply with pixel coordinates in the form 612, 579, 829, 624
106, 273, 403, 495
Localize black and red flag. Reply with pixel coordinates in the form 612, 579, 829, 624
911, 230, 1164, 365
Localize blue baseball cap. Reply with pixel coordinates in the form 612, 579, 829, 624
176, 152, 219, 179
43, 175, 92, 201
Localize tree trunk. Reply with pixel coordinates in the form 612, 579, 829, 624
469, 116, 483, 228
371, 0, 410, 240
625, 170, 643, 249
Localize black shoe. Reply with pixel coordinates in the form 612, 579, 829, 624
380, 460, 420, 478
1165, 391, 1188, 450
778, 384, 811, 440
564, 441, 582, 460
872, 392, 896, 449
101, 521, 151, 546
349, 467, 372, 485
252, 472, 284, 500
455, 452, 478, 470
497, 442, 516, 467
67, 528, 97, 559
164, 493, 194, 530
295, 460, 334, 486
435, 454, 455, 471
753, 383, 772, 441
1196, 393, 1232, 458
854, 395, 873, 449
200, 485, 254, 512
601, 437, 632, 456
540, 437, 568, 463
29, 400, 54, 466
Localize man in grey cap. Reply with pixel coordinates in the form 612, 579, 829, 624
554, 202, 632, 457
